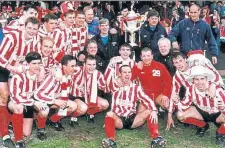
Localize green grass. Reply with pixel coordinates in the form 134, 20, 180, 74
26, 112, 221, 148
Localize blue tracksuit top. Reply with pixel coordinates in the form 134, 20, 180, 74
169, 18, 218, 56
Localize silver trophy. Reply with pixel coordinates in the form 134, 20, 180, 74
123, 11, 144, 47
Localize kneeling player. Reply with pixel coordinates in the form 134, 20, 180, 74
173, 66, 225, 146
102, 65, 167, 148
34, 55, 77, 131
8, 52, 49, 147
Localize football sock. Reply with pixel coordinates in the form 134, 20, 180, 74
217, 124, 225, 134
183, 118, 206, 128
104, 116, 115, 141
50, 111, 72, 122
37, 115, 47, 129
147, 115, 160, 139
12, 113, 23, 141
0, 106, 10, 137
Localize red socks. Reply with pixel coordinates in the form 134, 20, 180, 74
12, 113, 23, 142
87, 106, 102, 115
104, 116, 115, 140
50, 111, 72, 122
183, 118, 206, 128
72, 111, 81, 117
0, 106, 10, 137
37, 115, 47, 129
217, 124, 225, 134
146, 115, 160, 139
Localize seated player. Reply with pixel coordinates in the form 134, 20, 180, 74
34, 55, 77, 131
80, 55, 109, 122
102, 65, 167, 148
104, 43, 135, 92
167, 52, 223, 130
8, 52, 49, 147
173, 65, 225, 146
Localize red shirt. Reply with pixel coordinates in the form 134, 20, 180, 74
132, 60, 172, 100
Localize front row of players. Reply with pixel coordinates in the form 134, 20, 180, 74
2, 48, 225, 148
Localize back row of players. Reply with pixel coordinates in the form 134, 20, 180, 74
0, 4, 225, 148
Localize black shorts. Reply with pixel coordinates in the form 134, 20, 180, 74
120, 114, 136, 129
68, 94, 84, 101
0, 66, 10, 82
193, 104, 221, 123
8, 105, 35, 118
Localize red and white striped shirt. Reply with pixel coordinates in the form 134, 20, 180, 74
71, 66, 84, 97
10, 71, 38, 106
0, 30, 38, 68
3, 17, 25, 33
41, 55, 59, 74
176, 84, 225, 114
71, 26, 88, 56
52, 27, 73, 55
111, 82, 157, 117
38, 24, 53, 40
34, 69, 73, 104
83, 70, 106, 104
104, 58, 135, 92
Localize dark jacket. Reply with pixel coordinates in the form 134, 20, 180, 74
169, 18, 219, 56
140, 22, 167, 55
154, 51, 176, 76
92, 33, 120, 72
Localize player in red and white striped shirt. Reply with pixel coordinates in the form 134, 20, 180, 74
167, 52, 223, 130
52, 10, 75, 61
104, 44, 135, 92
71, 10, 88, 57
80, 55, 109, 122
102, 65, 167, 148
34, 55, 77, 132
0, 17, 40, 147
3, 5, 38, 34
37, 13, 58, 41
8, 52, 49, 147
172, 65, 225, 145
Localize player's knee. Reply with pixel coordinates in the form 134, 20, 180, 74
176, 111, 184, 121
106, 111, 114, 117
80, 103, 88, 114
69, 101, 77, 112
39, 108, 49, 117
101, 100, 109, 110
14, 104, 24, 114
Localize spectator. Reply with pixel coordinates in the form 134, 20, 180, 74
102, 3, 115, 25
201, 6, 211, 25
169, 4, 219, 64
220, 16, 225, 53
171, 9, 183, 28
140, 10, 167, 55
92, 18, 120, 73
216, 1, 225, 17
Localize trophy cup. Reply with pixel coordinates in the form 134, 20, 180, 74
122, 11, 144, 47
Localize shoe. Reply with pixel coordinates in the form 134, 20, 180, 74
196, 123, 209, 137
102, 138, 117, 148
151, 136, 167, 148
86, 114, 95, 123
49, 120, 65, 131
70, 117, 79, 127
15, 140, 26, 148
37, 128, 47, 141
216, 132, 225, 147
3, 135, 15, 148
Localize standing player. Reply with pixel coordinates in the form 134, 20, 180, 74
102, 65, 167, 148
0, 17, 40, 147
3, 5, 38, 33
38, 13, 58, 40
71, 10, 88, 57
8, 52, 49, 147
